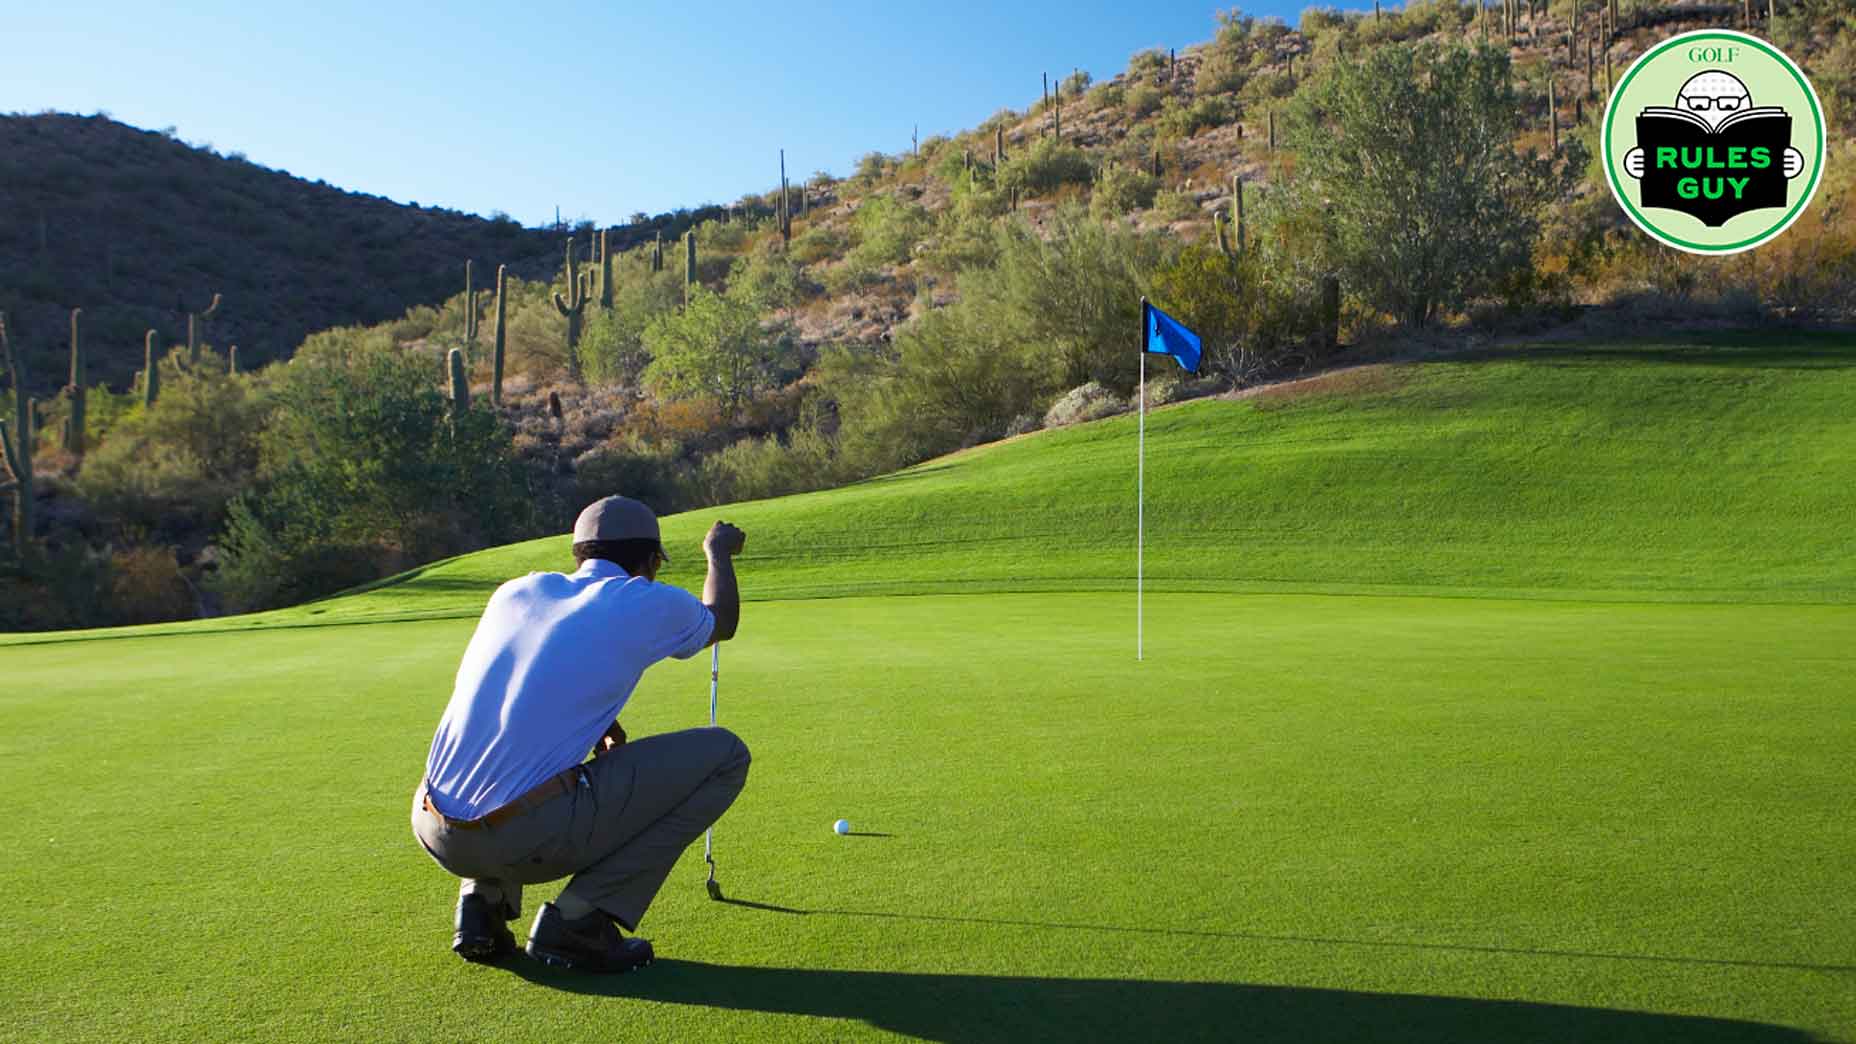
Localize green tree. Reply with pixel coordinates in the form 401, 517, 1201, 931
960, 206, 1166, 392
1281, 41, 1581, 326
641, 287, 785, 421
212, 341, 531, 610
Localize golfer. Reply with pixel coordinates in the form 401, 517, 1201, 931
411, 495, 750, 973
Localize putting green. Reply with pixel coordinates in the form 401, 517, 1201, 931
1, 593, 1851, 1042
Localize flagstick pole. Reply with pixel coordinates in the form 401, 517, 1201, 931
1138, 298, 1146, 663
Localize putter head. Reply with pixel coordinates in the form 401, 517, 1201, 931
706, 879, 724, 901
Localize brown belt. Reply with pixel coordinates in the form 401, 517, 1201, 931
422, 764, 583, 830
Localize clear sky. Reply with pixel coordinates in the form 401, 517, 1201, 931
4, 1, 1325, 229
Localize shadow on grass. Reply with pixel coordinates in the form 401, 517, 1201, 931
507, 958, 1824, 1043
1436, 341, 1856, 371
763, 908, 1856, 977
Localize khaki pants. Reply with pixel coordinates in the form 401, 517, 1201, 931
411, 726, 750, 931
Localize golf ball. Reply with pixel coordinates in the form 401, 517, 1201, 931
833, 819, 850, 835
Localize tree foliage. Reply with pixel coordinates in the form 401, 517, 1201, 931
212, 340, 531, 610
1282, 41, 1582, 326
641, 287, 789, 421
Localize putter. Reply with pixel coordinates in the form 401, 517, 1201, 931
704, 643, 723, 901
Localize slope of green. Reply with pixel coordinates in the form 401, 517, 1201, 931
2, 593, 1851, 1042
9, 332, 1852, 646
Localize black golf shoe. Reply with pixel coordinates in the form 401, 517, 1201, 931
525, 902, 654, 973
452, 893, 518, 963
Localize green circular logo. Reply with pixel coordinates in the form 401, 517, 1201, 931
1602, 30, 1825, 255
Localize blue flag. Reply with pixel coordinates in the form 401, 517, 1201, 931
1143, 301, 1202, 373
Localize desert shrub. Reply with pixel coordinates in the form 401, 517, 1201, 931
1156, 95, 1235, 139
1300, 6, 1347, 34
1215, 9, 1256, 47
1281, 41, 1580, 326
1150, 189, 1199, 223
921, 185, 1009, 274
789, 223, 847, 266
1091, 83, 1126, 109
696, 413, 840, 506
573, 433, 690, 514
1239, 70, 1297, 106
997, 138, 1095, 198
960, 206, 1166, 392
694, 216, 748, 255
727, 249, 808, 311
642, 287, 789, 421
1196, 49, 1247, 94
822, 255, 882, 295
1062, 70, 1092, 95
578, 266, 682, 386
1125, 84, 1166, 118
855, 151, 890, 184
818, 309, 1047, 475
75, 351, 269, 538
1042, 382, 1128, 428
210, 340, 532, 611
849, 194, 933, 268
108, 546, 195, 624
1090, 164, 1161, 219
1149, 241, 1328, 385
1128, 49, 1168, 76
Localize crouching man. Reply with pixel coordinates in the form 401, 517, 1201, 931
412, 495, 749, 973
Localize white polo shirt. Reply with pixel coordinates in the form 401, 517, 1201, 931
423, 559, 715, 819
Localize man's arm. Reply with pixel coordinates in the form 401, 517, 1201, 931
703, 520, 745, 645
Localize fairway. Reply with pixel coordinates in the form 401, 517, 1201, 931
3, 336, 1855, 1041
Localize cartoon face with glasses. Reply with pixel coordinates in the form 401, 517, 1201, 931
1624, 71, 1805, 179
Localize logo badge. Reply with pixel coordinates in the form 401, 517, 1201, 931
1603, 30, 1825, 255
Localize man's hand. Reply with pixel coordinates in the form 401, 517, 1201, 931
592, 720, 627, 758
702, 521, 744, 644
705, 521, 746, 559
1624, 147, 1645, 179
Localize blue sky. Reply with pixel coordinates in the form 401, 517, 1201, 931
5, 1, 1327, 228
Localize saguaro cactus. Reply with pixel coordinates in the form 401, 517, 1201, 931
229, 346, 240, 376
1321, 275, 1341, 354
652, 231, 664, 273
1232, 174, 1247, 253
1549, 79, 1559, 152
67, 307, 85, 458
553, 237, 588, 382
447, 348, 470, 415
492, 264, 508, 407
143, 330, 161, 407
0, 313, 33, 554
599, 229, 614, 310
779, 149, 792, 246
186, 293, 222, 365
684, 231, 697, 306
464, 260, 478, 348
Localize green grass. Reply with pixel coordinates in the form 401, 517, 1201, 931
3, 333, 1854, 1041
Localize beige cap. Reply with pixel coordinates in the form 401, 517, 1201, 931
572, 496, 669, 561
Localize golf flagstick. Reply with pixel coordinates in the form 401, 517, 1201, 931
704, 642, 723, 900
1138, 297, 1146, 663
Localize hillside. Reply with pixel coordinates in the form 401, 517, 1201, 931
9, 331, 1850, 645
0, 113, 737, 395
